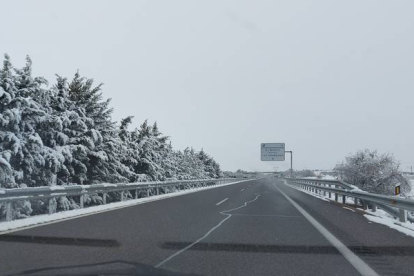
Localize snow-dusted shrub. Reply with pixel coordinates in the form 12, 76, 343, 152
334, 149, 410, 195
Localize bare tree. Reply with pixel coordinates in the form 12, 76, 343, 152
334, 149, 410, 195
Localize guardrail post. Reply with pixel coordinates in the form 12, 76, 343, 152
399, 209, 407, 223
335, 193, 338, 202
323, 184, 326, 196
362, 201, 368, 210
48, 198, 55, 214
5, 202, 12, 221
120, 191, 125, 201
147, 189, 150, 197
371, 204, 377, 212
135, 189, 139, 199
80, 194, 84, 208
354, 197, 358, 206
103, 193, 107, 204
156, 188, 159, 195
342, 195, 346, 204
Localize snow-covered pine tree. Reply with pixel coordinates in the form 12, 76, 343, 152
175, 148, 195, 180
67, 73, 131, 184
161, 141, 178, 180
151, 122, 178, 180
0, 55, 58, 218
0, 55, 53, 188
118, 116, 146, 182
40, 75, 90, 185
133, 120, 165, 180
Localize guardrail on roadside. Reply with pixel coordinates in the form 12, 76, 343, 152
285, 178, 414, 223
0, 178, 246, 222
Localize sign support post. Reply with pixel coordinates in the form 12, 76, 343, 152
285, 151, 293, 178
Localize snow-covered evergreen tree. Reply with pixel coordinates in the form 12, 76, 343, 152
67, 73, 131, 184
133, 120, 165, 180
0, 55, 52, 187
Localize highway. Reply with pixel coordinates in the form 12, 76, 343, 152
1, 178, 414, 276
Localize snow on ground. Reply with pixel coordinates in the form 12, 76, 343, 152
321, 175, 337, 180
0, 179, 250, 234
283, 179, 414, 238
310, 170, 337, 180
303, 174, 337, 181
364, 209, 414, 238
407, 177, 414, 199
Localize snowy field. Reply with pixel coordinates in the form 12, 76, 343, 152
0, 179, 250, 234
284, 179, 414, 239
405, 175, 414, 199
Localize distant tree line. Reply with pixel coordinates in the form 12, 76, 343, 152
223, 169, 259, 179
0, 55, 222, 189
292, 169, 316, 178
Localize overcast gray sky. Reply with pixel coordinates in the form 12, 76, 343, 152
1, 0, 414, 172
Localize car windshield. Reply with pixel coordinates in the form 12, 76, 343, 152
1, 1, 414, 276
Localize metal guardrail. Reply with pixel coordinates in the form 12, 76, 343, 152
0, 178, 246, 222
285, 178, 414, 223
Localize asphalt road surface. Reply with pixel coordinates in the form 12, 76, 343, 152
1, 178, 414, 276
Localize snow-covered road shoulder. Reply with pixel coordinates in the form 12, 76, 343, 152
364, 209, 414, 238
0, 179, 251, 234
283, 179, 414, 239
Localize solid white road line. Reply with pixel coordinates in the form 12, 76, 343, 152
215, 198, 229, 206
275, 184, 379, 276
155, 194, 261, 268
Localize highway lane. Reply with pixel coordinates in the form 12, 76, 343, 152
278, 181, 414, 276
0, 178, 413, 275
